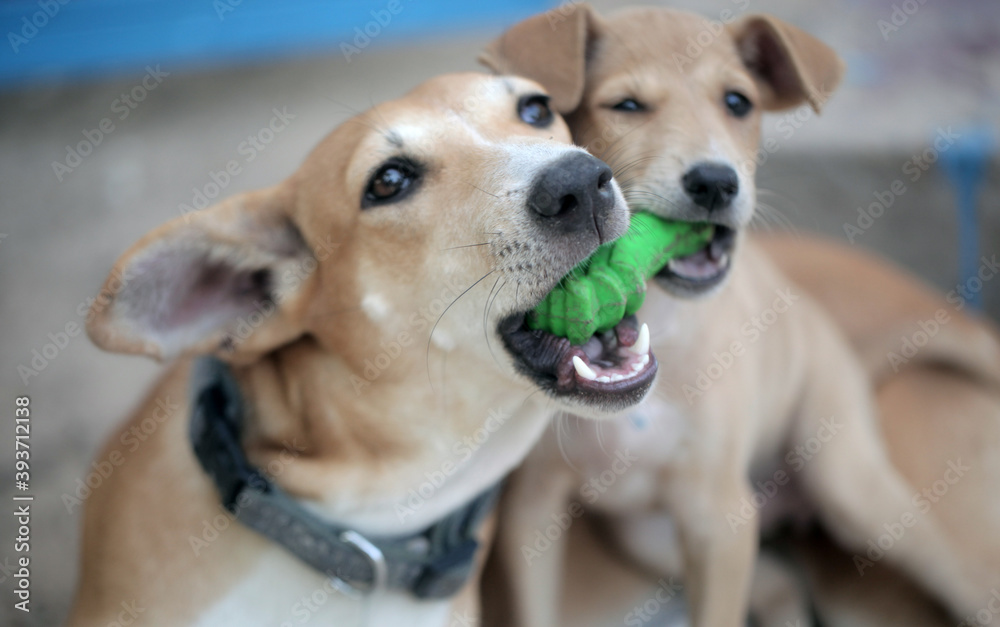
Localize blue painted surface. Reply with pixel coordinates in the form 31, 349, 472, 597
0, 0, 551, 88
940, 124, 995, 311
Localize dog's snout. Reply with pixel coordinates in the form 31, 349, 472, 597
529, 152, 615, 236
682, 163, 739, 212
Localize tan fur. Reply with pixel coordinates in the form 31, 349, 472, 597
762, 233, 1000, 624
760, 234, 1000, 387
482, 5, 991, 625
70, 72, 637, 626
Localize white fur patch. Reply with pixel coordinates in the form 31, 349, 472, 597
431, 330, 455, 352
361, 292, 392, 323
191, 546, 454, 627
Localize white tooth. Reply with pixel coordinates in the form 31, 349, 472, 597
610, 374, 624, 382
632, 362, 644, 371
572, 356, 598, 381
629, 323, 650, 356
597, 376, 611, 383
640, 354, 649, 366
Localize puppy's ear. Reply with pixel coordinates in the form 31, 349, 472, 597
479, 3, 598, 114
86, 185, 316, 362
730, 15, 845, 113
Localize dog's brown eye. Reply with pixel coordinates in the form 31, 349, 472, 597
372, 167, 405, 197
611, 98, 646, 112
724, 91, 753, 118
363, 160, 420, 208
518, 94, 553, 128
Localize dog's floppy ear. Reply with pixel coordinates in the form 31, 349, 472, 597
479, 3, 598, 114
86, 185, 315, 362
730, 15, 845, 113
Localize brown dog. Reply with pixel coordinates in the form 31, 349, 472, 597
69, 72, 657, 626
482, 5, 989, 625
762, 234, 1000, 625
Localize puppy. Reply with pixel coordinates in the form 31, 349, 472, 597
68, 72, 654, 626
762, 234, 1000, 625
482, 6, 987, 625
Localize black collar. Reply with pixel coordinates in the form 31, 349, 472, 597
188, 357, 502, 599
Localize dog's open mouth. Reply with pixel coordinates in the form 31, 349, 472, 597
656, 224, 736, 293
498, 313, 657, 407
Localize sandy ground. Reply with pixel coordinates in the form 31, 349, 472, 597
0, 0, 997, 625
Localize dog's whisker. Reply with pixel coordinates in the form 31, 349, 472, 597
610, 154, 660, 176
466, 182, 502, 199
319, 95, 371, 119
425, 270, 496, 390
622, 189, 687, 214
366, 96, 398, 143
556, 412, 584, 473
442, 242, 490, 251
483, 277, 507, 368
752, 201, 799, 235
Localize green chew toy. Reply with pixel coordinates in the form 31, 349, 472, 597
529, 213, 714, 345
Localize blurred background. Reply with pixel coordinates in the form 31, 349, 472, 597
0, 0, 997, 624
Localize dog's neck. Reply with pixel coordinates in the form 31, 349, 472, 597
229, 336, 550, 535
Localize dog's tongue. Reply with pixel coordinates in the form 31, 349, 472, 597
667, 248, 722, 280
666, 227, 730, 280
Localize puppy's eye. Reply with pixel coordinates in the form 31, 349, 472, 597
611, 98, 646, 112
363, 160, 420, 208
724, 91, 753, 117
518, 94, 553, 128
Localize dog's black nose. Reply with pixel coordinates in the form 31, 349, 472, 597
682, 163, 739, 212
528, 151, 615, 236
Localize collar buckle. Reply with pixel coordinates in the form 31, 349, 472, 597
335, 530, 388, 596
